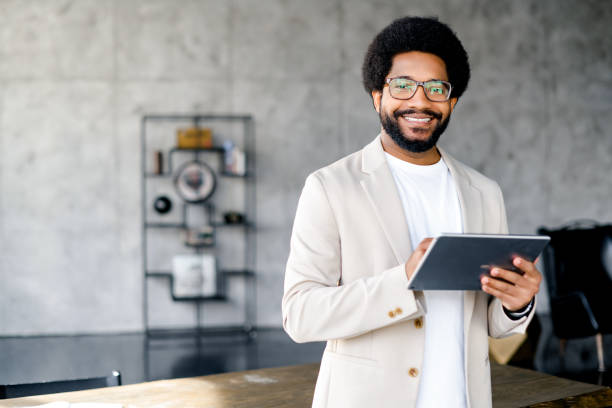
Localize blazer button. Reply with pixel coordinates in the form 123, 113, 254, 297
395, 307, 403, 315
388, 310, 395, 318
408, 367, 419, 377
414, 318, 423, 329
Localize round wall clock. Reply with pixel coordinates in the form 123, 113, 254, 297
173, 161, 216, 203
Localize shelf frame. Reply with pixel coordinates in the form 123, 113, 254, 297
141, 113, 257, 339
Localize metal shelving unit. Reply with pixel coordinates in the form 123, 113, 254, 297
140, 114, 256, 337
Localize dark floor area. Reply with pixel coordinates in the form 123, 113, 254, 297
0, 326, 609, 388
0, 328, 325, 386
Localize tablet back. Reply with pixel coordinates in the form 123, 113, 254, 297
407, 234, 550, 291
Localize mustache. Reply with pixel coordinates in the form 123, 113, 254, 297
393, 109, 442, 120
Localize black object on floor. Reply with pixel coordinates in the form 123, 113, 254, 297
0, 371, 120, 399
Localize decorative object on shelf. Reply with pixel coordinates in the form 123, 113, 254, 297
172, 254, 217, 298
174, 161, 216, 203
223, 211, 245, 224
153, 195, 173, 214
153, 150, 164, 174
183, 226, 215, 247
223, 140, 246, 176
177, 127, 213, 149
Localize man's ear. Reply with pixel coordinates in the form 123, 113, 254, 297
371, 90, 382, 113
450, 97, 458, 112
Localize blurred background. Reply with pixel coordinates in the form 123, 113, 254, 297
0, 0, 610, 388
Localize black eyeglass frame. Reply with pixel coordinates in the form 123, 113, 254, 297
384, 77, 453, 102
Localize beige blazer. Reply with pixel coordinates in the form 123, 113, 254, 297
282, 136, 534, 408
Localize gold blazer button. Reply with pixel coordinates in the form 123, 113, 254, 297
414, 318, 423, 329
388, 310, 395, 318
408, 367, 419, 377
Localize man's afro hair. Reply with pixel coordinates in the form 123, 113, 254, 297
362, 16, 470, 99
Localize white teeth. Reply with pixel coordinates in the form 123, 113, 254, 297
403, 116, 431, 122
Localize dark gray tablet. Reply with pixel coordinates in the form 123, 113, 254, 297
407, 233, 550, 291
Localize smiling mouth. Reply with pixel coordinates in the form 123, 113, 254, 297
402, 116, 432, 123
395, 109, 442, 126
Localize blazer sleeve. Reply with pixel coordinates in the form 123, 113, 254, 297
487, 184, 536, 337
282, 173, 424, 343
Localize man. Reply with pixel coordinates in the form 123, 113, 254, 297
282, 16, 541, 408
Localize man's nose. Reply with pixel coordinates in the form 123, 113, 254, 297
406, 85, 432, 108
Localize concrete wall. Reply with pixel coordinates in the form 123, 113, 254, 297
0, 0, 610, 335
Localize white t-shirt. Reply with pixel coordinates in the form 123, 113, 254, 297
385, 152, 466, 408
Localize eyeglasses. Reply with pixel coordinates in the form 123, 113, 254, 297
385, 77, 453, 102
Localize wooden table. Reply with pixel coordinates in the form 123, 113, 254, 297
490, 364, 611, 408
1, 363, 611, 407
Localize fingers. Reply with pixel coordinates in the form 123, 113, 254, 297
418, 238, 433, 251
405, 238, 434, 280
489, 267, 520, 284
413, 238, 433, 257
513, 257, 540, 279
482, 259, 541, 311
481, 276, 532, 311
489, 258, 541, 286
512, 258, 543, 291
481, 283, 512, 305
487, 267, 540, 292
482, 275, 518, 296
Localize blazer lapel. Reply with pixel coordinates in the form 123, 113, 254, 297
439, 148, 483, 234
439, 148, 484, 341
360, 136, 413, 265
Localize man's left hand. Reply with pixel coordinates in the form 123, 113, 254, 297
480, 257, 542, 312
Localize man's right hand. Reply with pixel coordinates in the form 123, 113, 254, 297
405, 238, 433, 280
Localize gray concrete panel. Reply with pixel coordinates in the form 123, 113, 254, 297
0, 0, 113, 80
0, 0, 610, 335
0, 81, 139, 334
115, 0, 231, 80
232, 77, 343, 326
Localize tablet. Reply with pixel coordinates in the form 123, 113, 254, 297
406, 233, 550, 291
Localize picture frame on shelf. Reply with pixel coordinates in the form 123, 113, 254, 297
172, 254, 218, 298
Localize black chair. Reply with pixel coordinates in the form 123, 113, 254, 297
0, 370, 121, 399
538, 221, 612, 377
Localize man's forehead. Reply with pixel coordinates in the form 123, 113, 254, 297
387, 51, 449, 81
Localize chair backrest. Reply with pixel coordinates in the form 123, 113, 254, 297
538, 222, 612, 338
0, 370, 121, 399
538, 222, 612, 299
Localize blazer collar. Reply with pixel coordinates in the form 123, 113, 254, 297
361, 136, 484, 236
361, 134, 388, 174
437, 147, 484, 234
360, 135, 413, 264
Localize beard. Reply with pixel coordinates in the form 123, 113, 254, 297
380, 108, 451, 153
